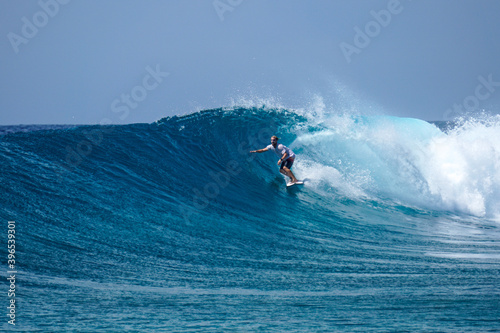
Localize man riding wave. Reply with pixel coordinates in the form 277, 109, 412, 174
250, 136, 299, 184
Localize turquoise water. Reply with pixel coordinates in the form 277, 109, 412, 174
1, 108, 499, 331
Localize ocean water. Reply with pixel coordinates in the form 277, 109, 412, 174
1, 107, 500, 332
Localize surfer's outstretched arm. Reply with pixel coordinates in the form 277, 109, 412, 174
250, 148, 268, 153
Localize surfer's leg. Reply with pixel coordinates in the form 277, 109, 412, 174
282, 166, 298, 183
280, 168, 292, 181
281, 159, 298, 183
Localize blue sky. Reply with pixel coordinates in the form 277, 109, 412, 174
1, 0, 500, 124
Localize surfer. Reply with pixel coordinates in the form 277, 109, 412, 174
250, 136, 299, 184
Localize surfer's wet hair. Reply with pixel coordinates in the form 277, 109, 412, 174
271, 136, 279, 141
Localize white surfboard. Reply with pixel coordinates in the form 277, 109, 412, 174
286, 181, 304, 187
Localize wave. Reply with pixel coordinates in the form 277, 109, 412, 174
1, 107, 499, 220
2, 106, 500, 331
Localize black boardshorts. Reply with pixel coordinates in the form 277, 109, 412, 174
280, 157, 294, 170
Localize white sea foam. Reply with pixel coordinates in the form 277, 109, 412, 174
422, 116, 500, 217
292, 113, 500, 219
